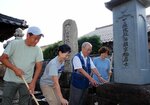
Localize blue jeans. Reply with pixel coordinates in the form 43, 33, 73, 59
69, 84, 88, 105
1, 81, 31, 105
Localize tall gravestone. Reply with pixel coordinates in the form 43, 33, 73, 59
63, 19, 78, 72
106, 0, 150, 84
59, 19, 78, 100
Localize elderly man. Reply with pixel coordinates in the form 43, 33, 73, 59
0, 26, 44, 105
69, 42, 107, 105
3, 27, 24, 49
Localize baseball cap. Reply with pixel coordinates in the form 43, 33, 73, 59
27, 26, 44, 37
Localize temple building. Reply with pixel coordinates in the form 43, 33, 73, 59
0, 13, 28, 42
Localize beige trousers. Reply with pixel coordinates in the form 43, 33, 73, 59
40, 85, 61, 105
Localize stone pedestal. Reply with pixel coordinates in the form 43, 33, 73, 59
96, 83, 150, 105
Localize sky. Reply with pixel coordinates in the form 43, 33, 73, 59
0, 0, 150, 55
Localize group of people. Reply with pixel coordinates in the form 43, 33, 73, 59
0, 26, 112, 105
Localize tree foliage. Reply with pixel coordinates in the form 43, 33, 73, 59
78, 35, 102, 55
43, 35, 102, 60
43, 41, 63, 60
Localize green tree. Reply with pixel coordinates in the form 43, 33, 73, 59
78, 35, 102, 55
43, 35, 102, 60
43, 41, 63, 60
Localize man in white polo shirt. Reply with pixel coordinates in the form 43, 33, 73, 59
69, 42, 107, 105
0, 26, 44, 105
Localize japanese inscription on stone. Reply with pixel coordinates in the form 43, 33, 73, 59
64, 23, 71, 44
63, 19, 78, 72
122, 18, 129, 67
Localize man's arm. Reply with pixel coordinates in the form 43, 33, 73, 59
0, 53, 24, 77
78, 68, 98, 87
29, 61, 42, 93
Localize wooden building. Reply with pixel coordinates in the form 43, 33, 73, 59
0, 13, 28, 42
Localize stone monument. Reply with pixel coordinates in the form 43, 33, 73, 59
59, 19, 78, 100
63, 19, 78, 72
93, 0, 150, 105
106, 0, 150, 84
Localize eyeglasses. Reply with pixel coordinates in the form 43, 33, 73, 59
84, 48, 92, 52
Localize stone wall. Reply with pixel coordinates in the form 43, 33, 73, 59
0, 64, 5, 82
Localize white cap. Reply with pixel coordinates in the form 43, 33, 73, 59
27, 26, 44, 37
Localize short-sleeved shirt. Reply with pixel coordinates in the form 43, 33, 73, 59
3, 39, 43, 83
93, 57, 110, 84
72, 52, 96, 72
40, 56, 64, 86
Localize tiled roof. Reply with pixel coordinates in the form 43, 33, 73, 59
85, 15, 150, 43
85, 25, 113, 43
0, 13, 28, 42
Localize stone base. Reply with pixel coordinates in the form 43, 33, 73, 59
59, 72, 71, 100
59, 72, 150, 105
95, 83, 150, 105
59, 72, 72, 88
